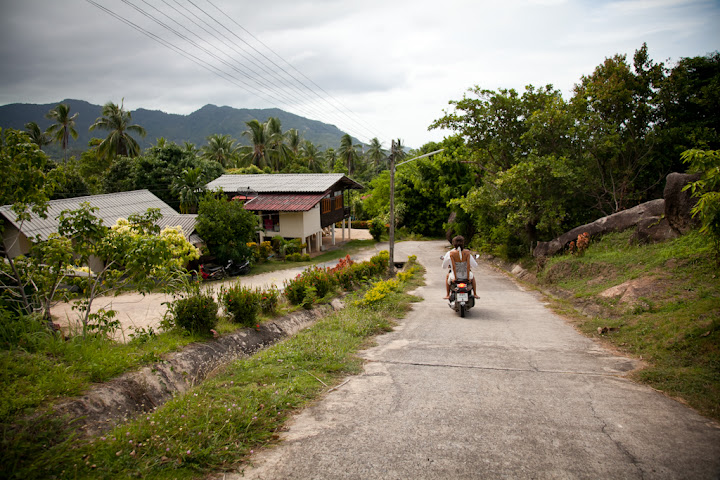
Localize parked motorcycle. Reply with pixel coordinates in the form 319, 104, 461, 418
199, 258, 251, 281
224, 258, 251, 276
199, 263, 226, 281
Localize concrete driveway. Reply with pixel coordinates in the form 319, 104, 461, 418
230, 240, 720, 479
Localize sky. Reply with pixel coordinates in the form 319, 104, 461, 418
1, 0, 719, 149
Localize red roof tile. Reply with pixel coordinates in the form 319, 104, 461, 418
243, 193, 326, 212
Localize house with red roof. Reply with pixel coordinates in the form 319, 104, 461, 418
205, 173, 364, 252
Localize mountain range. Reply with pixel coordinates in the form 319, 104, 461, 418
0, 99, 355, 159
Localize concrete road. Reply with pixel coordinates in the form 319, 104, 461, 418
230, 240, 720, 479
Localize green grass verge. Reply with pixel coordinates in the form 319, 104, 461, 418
2, 263, 425, 479
537, 230, 720, 420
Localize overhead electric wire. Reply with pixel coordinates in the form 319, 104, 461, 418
202, 0, 386, 143
86, 0, 386, 145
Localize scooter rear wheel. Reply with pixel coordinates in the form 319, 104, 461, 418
459, 304, 466, 317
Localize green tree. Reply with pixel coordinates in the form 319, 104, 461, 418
337, 134, 361, 175
57, 204, 198, 330
201, 134, 241, 168
241, 119, 271, 168
571, 43, 665, 214
45, 103, 79, 161
89, 100, 147, 161
172, 167, 206, 214
656, 52, 720, 172
365, 137, 386, 173
195, 195, 257, 263
682, 149, 720, 262
300, 140, 324, 172
24, 122, 51, 150
0, 129, 59, 322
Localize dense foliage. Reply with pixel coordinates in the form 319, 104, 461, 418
422, 45, 720, 259
195, 194, 257, 264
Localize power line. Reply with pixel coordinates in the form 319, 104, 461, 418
202, 0, 386, 143
86, 0, 386, 145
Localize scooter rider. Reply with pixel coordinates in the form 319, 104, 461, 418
442, 235, 479, 299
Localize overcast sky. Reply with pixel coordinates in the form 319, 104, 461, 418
1, 0, 718, 149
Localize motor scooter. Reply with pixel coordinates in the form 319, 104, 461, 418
224, 258, 251, 276
442, 254, 478, 317
199, 263, 226, 281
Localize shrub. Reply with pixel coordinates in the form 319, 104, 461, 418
221, 284, 261, 327
286, 253, 309, 262
369, 218, 385, 241
258, 287, 279, 315
171, 294, 218, 335
258, 241, 273, 259
284, 266, 334, 305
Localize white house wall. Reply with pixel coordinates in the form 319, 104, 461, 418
276, 206, 320, 239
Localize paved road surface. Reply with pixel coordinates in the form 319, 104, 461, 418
228, 240, 720, 479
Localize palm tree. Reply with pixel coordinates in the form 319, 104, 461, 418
337, 134, 361, 175
201, 134, 240, 168
89, 100, 147, 160
286, 129, 301, 156
24, 121, 51, 150
173, 167, 206, 214
45, 103, 79, 161
301, 140, 323, 172
365, 137, 386, 172
265, 117, 290, 170
393, 138, 407, 162
324, 147, 337, 170
241, 119, 270, 168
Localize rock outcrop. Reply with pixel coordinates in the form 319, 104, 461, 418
664, 172, 701, 234
534, 172, 700, 257
534, 199, 665, 257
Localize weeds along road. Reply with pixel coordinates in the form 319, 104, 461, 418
227, 240, 720, 480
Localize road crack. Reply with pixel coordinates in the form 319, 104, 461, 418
370, 359, 627, 378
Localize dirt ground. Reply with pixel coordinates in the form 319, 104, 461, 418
51, 229, 374, 341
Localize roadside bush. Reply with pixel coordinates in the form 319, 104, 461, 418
369, 218, 386, 241
284, 266, 334, 305
222, 284, 261, 327
258, 286, 280, 315
171, 294, 218, 335
286, 253, 311, 262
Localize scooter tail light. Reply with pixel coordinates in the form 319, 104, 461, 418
457, 283, 467, 288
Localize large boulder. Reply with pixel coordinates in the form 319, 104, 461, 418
664, 172, 701, 234
534, 199, 665, 257
630, 216, 678, 244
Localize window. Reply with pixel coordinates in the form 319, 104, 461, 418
321, 198, 332, 213
334, 196, 343, 210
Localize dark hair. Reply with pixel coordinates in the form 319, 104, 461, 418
452, 235, 465, 249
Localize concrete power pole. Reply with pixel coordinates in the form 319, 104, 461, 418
388, 139, 396, 276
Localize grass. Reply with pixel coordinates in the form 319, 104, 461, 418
536, 230, 720, 420
2, 254, 424, 479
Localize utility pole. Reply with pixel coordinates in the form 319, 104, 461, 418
388, 139, 396, 276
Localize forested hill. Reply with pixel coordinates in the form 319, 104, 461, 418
0, 99, 352, 155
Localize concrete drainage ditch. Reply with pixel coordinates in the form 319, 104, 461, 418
50, 300, 344, 437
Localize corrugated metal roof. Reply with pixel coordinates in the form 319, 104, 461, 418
206, 173, 363, 193
0, 190, 179, 241
243, 193, 326, 212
